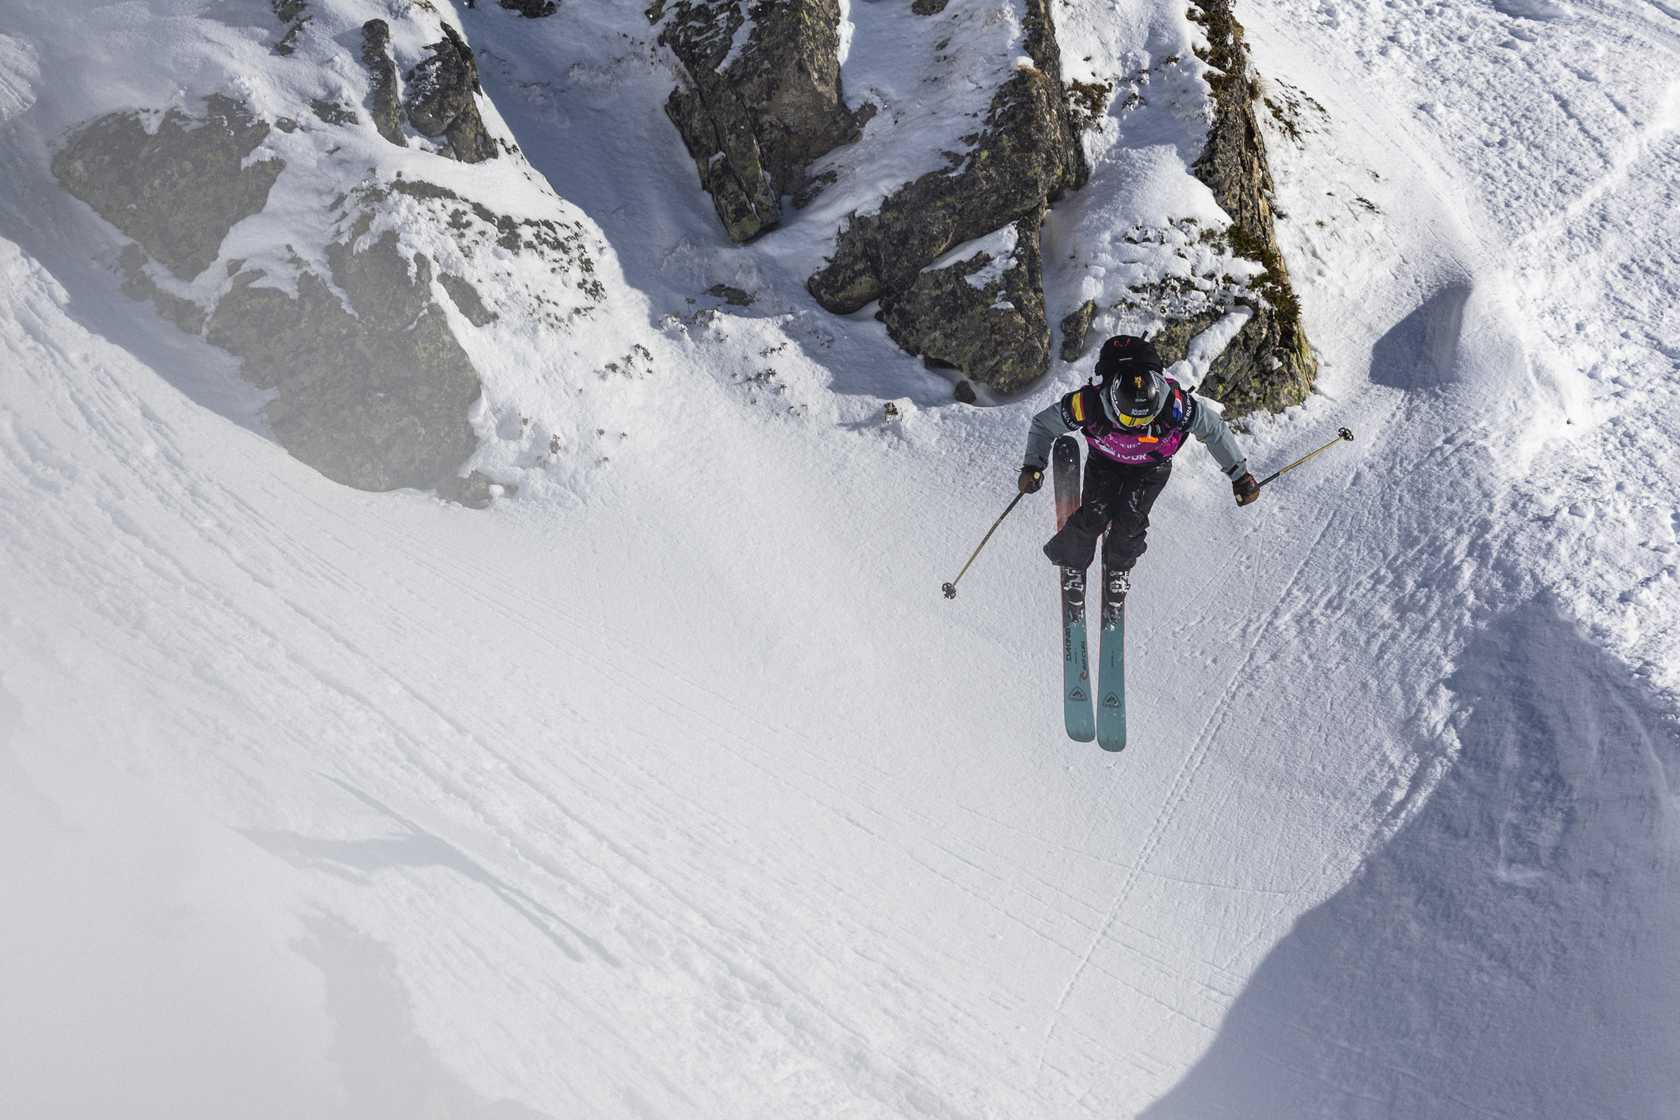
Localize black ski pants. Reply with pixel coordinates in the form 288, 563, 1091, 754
1043, 455, 1172, 571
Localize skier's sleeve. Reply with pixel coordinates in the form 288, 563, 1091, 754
1022, 396, 1079, 470
1186, 394, 1249, 479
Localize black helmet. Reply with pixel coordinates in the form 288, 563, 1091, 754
1096, 336, 1168, 425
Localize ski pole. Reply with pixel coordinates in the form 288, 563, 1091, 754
1257, 427, 1354, 490
942, 492, 1026, 599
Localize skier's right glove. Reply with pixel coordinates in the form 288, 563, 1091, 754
1018, 466, 1045, 495
1233, 472, 1261, 506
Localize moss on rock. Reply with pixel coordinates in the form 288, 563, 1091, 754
1187, 0, 1316, 413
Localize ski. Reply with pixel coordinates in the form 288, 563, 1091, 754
1052, 436, 1095, 742
1095, 559, 1128, 751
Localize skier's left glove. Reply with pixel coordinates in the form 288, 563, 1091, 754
1233, 472, 1261, 507
1018, 466, 1045, 495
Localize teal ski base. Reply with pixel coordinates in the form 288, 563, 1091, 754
1062, 567, 1096, 742
1096, 562, 1127, 751
1053, 437, 1096, 742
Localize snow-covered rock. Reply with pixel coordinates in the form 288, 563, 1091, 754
1186, 0, 1315, 409
53, 97, 284, 282
651, 0, 1311, 408
806, 0, 1086, 330
653, 0, 864, 242
37, 0, 629, 495
403, 21, 499, 164
879, 216, 1049, 393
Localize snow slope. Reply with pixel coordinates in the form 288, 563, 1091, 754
3, 1, 1678, 1117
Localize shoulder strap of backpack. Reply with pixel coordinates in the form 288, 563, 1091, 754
1060, 385, 1106, 429
1177, 384, 1196, 429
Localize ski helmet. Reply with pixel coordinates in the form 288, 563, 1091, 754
1095, 336, 1169, 427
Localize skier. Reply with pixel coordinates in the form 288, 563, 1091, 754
1018, 335, 1260, 592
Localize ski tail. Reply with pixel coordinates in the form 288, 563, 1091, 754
1053, 437, 1095, 743
1053, 438, 1080, 533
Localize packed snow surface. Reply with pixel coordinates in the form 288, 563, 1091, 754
3, 0, 1678, 1117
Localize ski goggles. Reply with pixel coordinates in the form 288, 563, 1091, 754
1114, 411, 1154, 429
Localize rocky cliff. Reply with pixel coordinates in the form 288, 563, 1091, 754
48, 4, 600, 499
43, 0, 1319, 503
651, 0, 865, 242
1186, 0, 1316, 411
805, 1, 1086, 322
649, 0, 1313, 412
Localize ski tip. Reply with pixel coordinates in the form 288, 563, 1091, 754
1097, 738, 1127, 753
1066, 726, 1097, 743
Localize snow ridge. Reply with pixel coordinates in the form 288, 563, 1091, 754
2, 0, 1678, 1117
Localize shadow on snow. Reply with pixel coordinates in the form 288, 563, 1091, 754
1143, 597, 1680, 1120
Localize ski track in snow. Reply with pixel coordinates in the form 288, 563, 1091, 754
2, 0, 1679, 1117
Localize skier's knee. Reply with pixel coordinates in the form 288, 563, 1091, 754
1044, 526, 1099, 569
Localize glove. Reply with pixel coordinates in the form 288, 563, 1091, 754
1018, 466, 1044, 495
1233, 472, 1260, 507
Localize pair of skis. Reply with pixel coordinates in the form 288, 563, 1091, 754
1053, 436, 1126, 751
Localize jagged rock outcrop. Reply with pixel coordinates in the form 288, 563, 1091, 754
439, 272, 497, 326
310, 98, 356, 127
405, 23, 498, 163
498, 0, 557, 16
360, 19, 406, 147
809, 2, 1085, 314
271, 0, 310, 55
1060, 299, 1097, 362
358, 18, 499, 163
53, 98, 496, 493
205, 225, 479, 491
51, 96, 282, 280
879, 216, 1049, 394
651, 0, 862, 242
1149, 307, 1223, 367
1187, 0, 1315, 412
806, 0, 1086, 391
